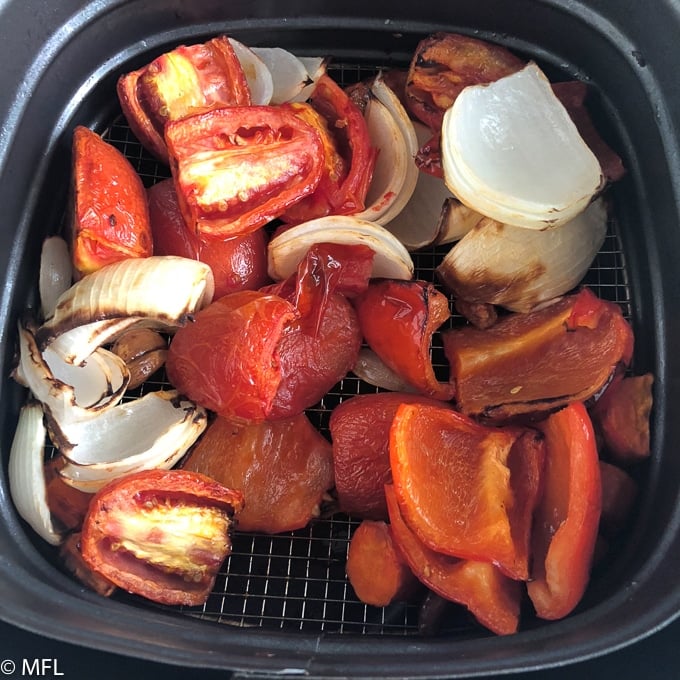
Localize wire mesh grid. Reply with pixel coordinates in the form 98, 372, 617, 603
89, 59, 632, 637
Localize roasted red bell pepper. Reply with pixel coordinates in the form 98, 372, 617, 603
117, 35, 251, 162
71, 126, 152, 277
442, 287, 634, 421
354, 279, 455, 400
389, 402, 544, 580
385, 484, 521, 635
182, 412, 334, 534
528, 402, 602, 620
165, 104, 325, 239
80, 469, 244, 606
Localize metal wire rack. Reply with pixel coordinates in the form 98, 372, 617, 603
93, 59, 632, 637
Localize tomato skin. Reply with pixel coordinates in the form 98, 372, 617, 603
71, 126, 152, 277
528, 402, 602, 620
147, 178, 270, 298
166, 290, 298, 422
354, 279, 455, 400
117, 35, 251, 162
166, 243, 370, 422
80, 469, 244, 606
165, 105, 325, 239
182, 413, 334, 533
282, 75, 377, 223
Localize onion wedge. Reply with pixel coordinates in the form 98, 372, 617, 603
355, 74, 419, 226
57, 390, 207, 492
437, 197, 609, 313
268, 216, 414, 281
291, 56, 327, 102
228, 38, 274, 105
40, 236, 73, 320
36, 256, 214, 360
442, 63, 604, 229
352, 348, 419, 393
14, 319, 129, 436
8, 402, 62, 545
252, 47, 311, 104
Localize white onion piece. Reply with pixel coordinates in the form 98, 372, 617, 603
228, 38, 274, 105
251, 47, 311, 104
58, 390, 207, 492
352, 348, 418, 393
8, 402, 62, 545
383, 121, 480, 250
268, 216, 414, 281
353, 97, 408, 224
36, 256, 214, 361
442, 63, 604, 229
437, 197, 609, 313
39, 236, 72, 320
44, 317, 140, 367
14, 320, 129, 436
290, 56, 327, 102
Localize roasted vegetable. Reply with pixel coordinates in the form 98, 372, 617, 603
389, 402, 544, 581
80, 469, 244, 606
385, 484, 521, 636
165, 105, 325, 239
528, 403, 601, 620
354, 279, 454, 401
346, 520, 420, 607
70, 126, 152, 277
147, 178, 271, 299
167, 243, 371, 421
442, 288, 634, 421
282, 74, 377, 222
329, 392, 450, 520
591, 373, 653, 464
117, 35, 251, 162
182, 413, 334, 534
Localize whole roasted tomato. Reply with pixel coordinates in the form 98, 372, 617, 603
147, 178, 270, 298
166, 243, 373, 421
165, 104, 325, 239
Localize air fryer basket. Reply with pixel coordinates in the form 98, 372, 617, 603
1, 1, 680, 677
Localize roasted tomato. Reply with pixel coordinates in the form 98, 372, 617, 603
166, 243, 372, 421
590, 373, 653, 463
70, 126, 152, 277
442, 287, 634, 421
354, 279, 455, 400
346, 519, 420, 607
329, 392, 450, 520
385, 484, 521, 636
389, 402, 544, 581
117, 35, 251, 162
182, 413, 334, 534
282, 74, 377, 223
80, 469, 244, 606
165, 105, 325, 240
147, 178, 270, 298
528, 403, 601, 620
405, 32, 525, 131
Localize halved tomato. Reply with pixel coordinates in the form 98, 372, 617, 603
165, 105, 325, 239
